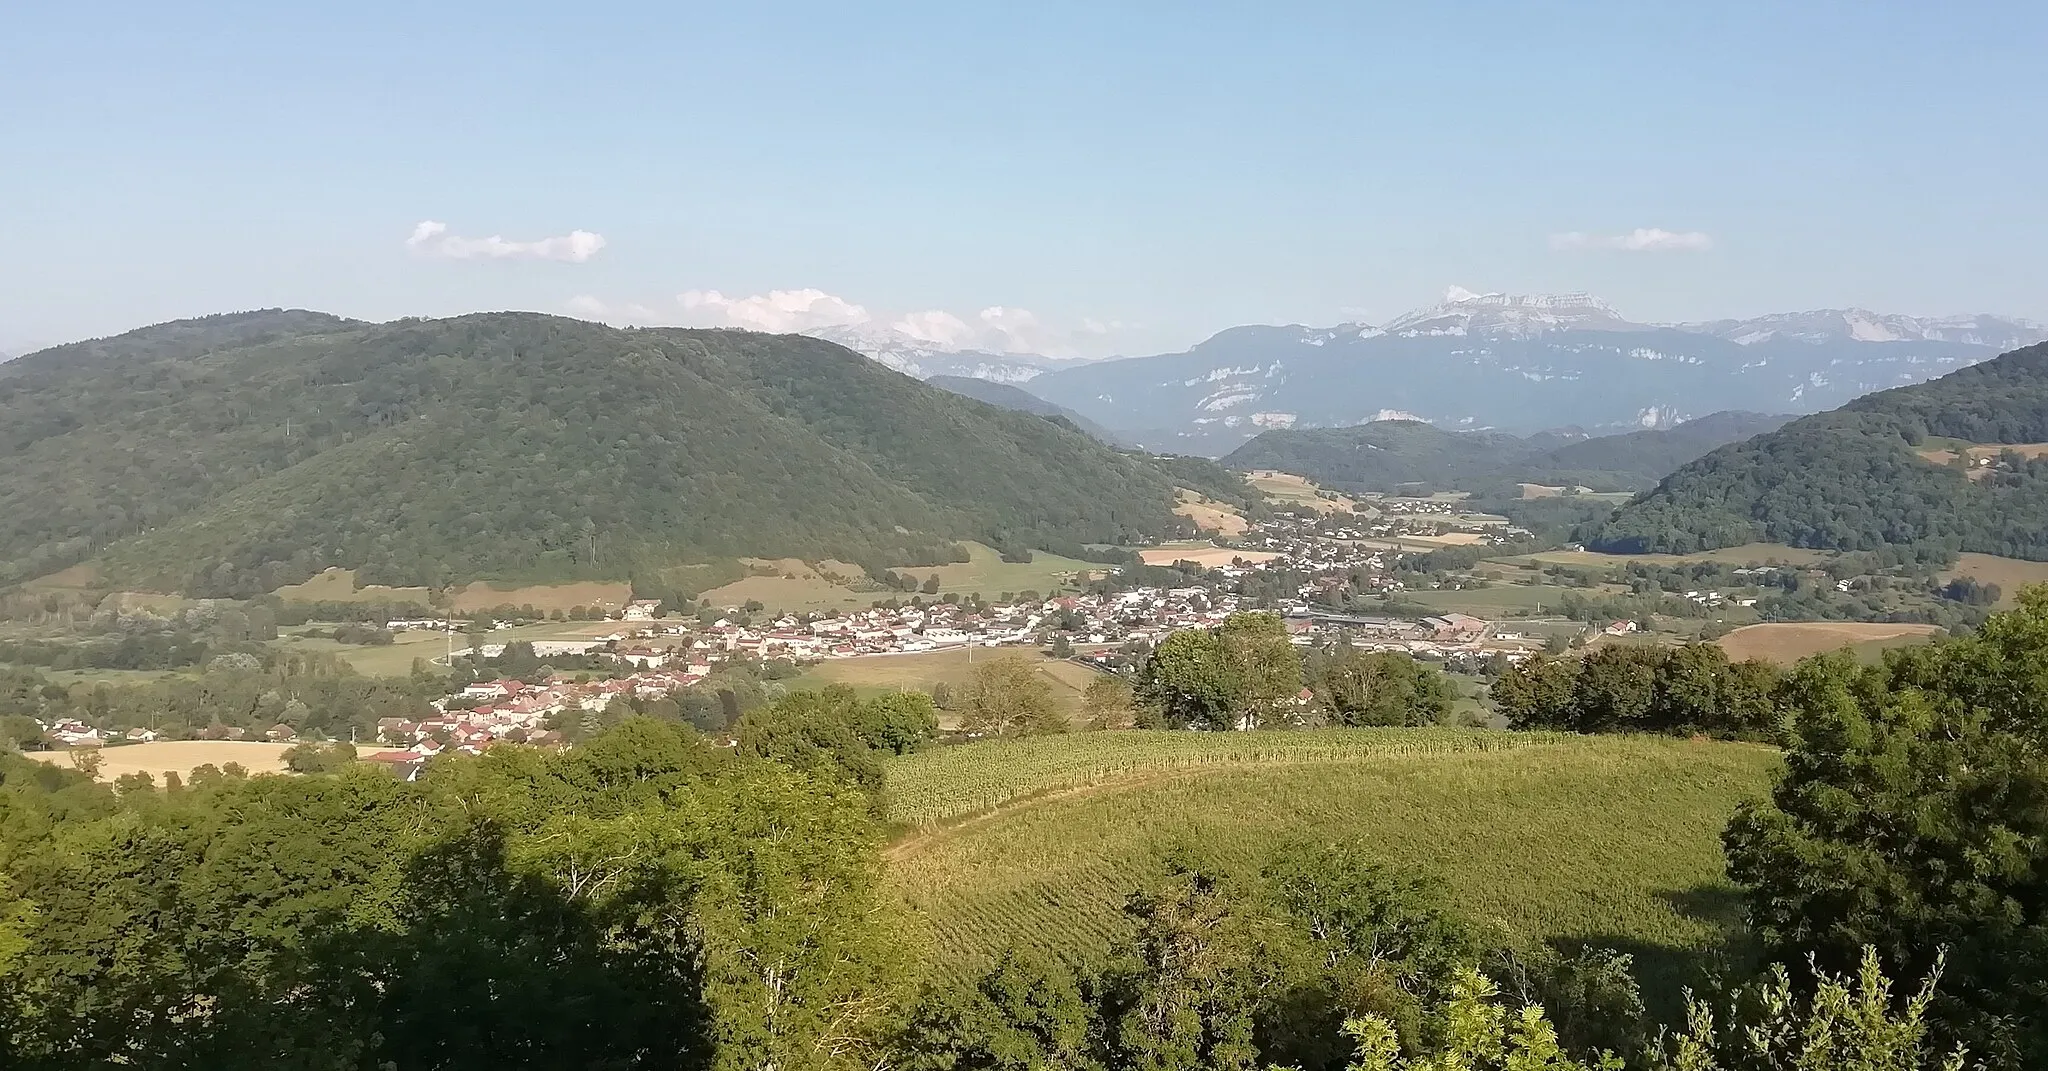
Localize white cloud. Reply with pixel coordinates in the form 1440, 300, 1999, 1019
563, 286, 1132, 357
1549, 228, 1714, 253
676, 288, 871, 332
892, 309, 978, 347
406, 220, 607, 262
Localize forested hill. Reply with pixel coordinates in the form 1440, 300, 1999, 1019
924, 375, 1125, 444
1587, 341, 2048, 559
0, 312, 1228, 596
1219, 412, 1788, 494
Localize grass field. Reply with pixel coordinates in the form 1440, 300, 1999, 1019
1940, 553, 2048, 608
1716, 622, 1941, 664
1245, 470, 1359, 513
273, 568, 433, 605
883, 732, 1779, 1003
699, 573, 874, 614
895, 543, 1098, 598
451, 580, 632, 613
27, 740, 294, 782
1495, 543, 1826, 569
792, 648, 1105, 726
1401, 582, 1620, 616
1138, 542, 1285, 567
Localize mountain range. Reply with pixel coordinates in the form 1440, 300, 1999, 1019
923, 375, 1125, 445
816, 289, 2045, 456
1219, 411, 1792, 495
0, 311, 1235, 597
804, 324, 1102, 384
1588, 341, 2048, 560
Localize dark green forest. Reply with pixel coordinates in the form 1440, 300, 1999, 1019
0, 312, 1235, 596
1220, 412, 1787, 494
1588, 342, 2048, 559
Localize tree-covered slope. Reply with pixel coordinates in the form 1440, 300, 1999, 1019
1586, 342, 2048, 559
0, 313, 1216, 594
1219, 413, 1786, 493
924, 375, 1125, 444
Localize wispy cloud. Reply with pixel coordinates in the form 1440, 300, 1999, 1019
1550, 228, 1714, 253
406, 220, 607, 262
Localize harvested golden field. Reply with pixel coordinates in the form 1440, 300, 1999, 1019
1397, 531, 1490, 546
1174, 489, 1249, 536
1716, 622, 1940, 664
1138, 542, 1284, 567
273, 568, 433, 606
884, 732, 1779, 1000
28, 741, 294, 782
1245, 470, 1357, 513
450, 580, 631, 613
1941, 553, 2048, 608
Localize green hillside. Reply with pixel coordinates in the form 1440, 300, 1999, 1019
1587, 342, 2048, 559
884, 731, 1779, 999
924, 374, 1126, 444
0, 312, 1224, 595
1221, 413, 1786, 493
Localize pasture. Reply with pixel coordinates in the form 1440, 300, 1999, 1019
1245, 470, 1358, 513
893, 542, 1098, 598
1940, 553, 2048, 608
28, 740, 294, 782
450, 580, 631, 613
1493, 543, 1826, 569
1174, 489, 1249, 536
1715, 621, 1941, 665
273, 568, 433, 606
883, 732, 1780, 1002
699, 573, 871, 614
791, 647, 1104, 725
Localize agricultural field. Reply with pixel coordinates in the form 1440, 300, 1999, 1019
1400, 582, 1621, 616
698, 572, 873, 614
1940, 553, 2048, 608
1491, 543, 1825, 570
883, 732, 1779, 1002
27, 740, 294, 782
1715, 622, 1941, 665
893, 542, 1099, 598
1137, 541, 1285, 568
273, 631, 449, 677
273, 568, 433, 606
791, 648, 1104, 727
1244, 470, 1358, 513
1174, 489, 1249, 536
450, 580, 631, 614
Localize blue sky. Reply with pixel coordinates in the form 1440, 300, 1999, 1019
4, 0, 2043, 355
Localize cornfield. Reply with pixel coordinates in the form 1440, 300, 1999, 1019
883, 727, 1571, 827
881, 732, 1782, 1008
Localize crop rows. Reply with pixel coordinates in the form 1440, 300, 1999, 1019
882, 727, 1571, 826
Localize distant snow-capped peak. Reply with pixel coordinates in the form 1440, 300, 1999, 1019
1376, 287, 1634, 338
1681, 309, 2048, 349
804, 323, 1102, 384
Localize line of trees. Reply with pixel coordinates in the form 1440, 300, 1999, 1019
1136, 612, 1459, 730
1489, 644, 1784, 738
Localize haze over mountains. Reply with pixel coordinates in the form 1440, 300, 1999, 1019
817, 288, 2045, 456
